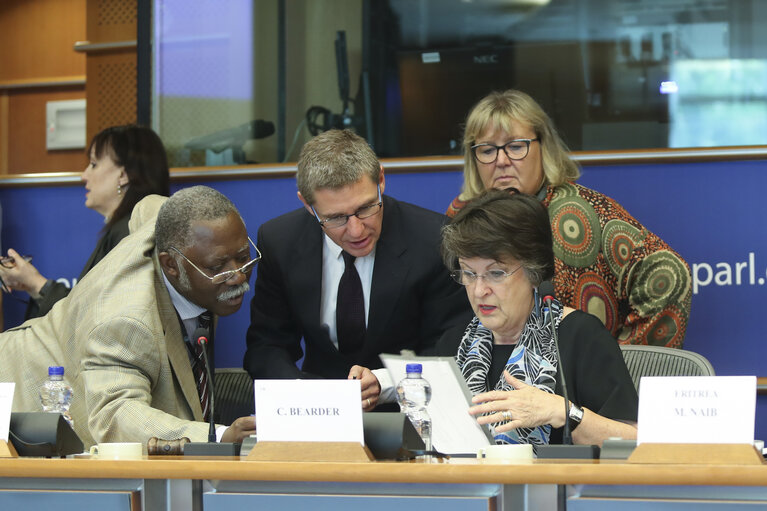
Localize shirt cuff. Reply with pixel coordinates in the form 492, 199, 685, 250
372, 368, 396, 404
215, 425, 228, 443
36, 279, 55, 299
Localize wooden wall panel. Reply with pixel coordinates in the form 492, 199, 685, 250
0, 0, 87, 175
87, 0, 137, 42
0, 0, 86, 82
86, 49, 137, 139
84, 0, 137, 143
6, 88, 88, 174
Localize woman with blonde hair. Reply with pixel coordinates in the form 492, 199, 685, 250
447, 90, 691, 348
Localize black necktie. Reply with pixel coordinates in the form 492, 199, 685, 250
336, 251, 366, 353
192, 312, 214, 421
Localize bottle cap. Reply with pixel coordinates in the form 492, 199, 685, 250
48, 366, 65, 376
405, 363, 423, 374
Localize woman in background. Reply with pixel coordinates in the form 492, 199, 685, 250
439, 190, 637, 447
447, 90, 691, 348
0, 125, 170, 320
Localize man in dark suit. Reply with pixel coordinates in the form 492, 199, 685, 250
244, 129, 472, 410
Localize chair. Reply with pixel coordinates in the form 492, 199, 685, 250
213, 368, 254, 426
619, 345, 715, 392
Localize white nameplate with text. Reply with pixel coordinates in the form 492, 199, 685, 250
637, 375, 755, 445
254, 379, 364, 445
0, 383, 14, 442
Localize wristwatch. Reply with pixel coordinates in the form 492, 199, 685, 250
568, 403, 584, 431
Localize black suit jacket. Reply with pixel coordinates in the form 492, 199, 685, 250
244, 194, 472, 379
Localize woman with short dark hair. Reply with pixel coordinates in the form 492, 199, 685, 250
439, 190, 637, 447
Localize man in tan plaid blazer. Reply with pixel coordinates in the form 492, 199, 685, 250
0, 186, 256, 447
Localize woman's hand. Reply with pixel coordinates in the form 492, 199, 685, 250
0, 249, 47, 298
348, 365, 381, 411
468, 371, 566, 433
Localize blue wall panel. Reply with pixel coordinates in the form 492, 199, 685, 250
2, 159, 765, 437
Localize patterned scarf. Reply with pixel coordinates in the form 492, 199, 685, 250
455, 292, 563, 446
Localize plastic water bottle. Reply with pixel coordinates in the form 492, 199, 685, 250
39, 366, 73, 428
396, 363, 432, 452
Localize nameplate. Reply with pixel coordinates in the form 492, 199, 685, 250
0, 383, 14, 442
637, 376, 755, 444
254, 379, 364, 445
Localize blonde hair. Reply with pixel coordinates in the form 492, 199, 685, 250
460, 90, 580, 201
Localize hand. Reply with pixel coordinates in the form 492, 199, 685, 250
348, 365, 380, 411
221, 415, 257, 443
0, 249, 47, 298
468, 371, 566, 433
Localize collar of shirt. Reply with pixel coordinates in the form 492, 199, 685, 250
320, 232, 376, 348
161, 271, 206, 341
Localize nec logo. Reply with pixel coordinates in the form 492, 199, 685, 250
473, 54, 499, 64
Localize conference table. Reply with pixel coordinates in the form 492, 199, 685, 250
1, 451, 767, 511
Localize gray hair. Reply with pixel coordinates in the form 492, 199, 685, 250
296, 129, 380, 204
155, 186, 241, 252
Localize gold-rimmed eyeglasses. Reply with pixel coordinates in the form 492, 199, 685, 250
169, 238, 261, 284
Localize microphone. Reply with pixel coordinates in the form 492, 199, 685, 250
193, 327, 216, 443
535, 281, 600, 461
184, 120, 276, 152
183, 327, 241, 457
538, 281, 572, 445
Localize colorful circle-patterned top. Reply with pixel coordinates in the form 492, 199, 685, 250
446, 183, 692, 348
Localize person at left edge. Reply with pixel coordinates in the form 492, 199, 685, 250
0, 124, 170, 321
244, 129, 473, 410
0, 186, 256, 447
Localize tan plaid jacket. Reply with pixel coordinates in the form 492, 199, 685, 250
2, 195, 208, 447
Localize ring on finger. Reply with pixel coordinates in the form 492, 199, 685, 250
366, 398, 372, 407
501, 410, 512, 422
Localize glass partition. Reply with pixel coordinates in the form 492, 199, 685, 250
149, 0, 767, 166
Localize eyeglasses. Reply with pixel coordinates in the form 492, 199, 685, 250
450, 266, 522, 286
0, 255, 34, 295
169, 237, 261, 284
0, 254, 32, 269
471, 138, 540, 164
311, 185, 382, 229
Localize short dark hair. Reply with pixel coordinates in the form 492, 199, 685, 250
441, 189, 554, 286
296, 129, 380, 204
88, 124, 170, 228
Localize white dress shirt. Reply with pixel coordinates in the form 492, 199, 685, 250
319, 234, 395, 403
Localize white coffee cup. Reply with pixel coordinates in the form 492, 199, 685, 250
89, 442, 144, 460
477, 443, 534, 462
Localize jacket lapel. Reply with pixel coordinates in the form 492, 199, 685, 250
367, 196, 407, 347
153, 254, 204, 421
290, 213, 329, 345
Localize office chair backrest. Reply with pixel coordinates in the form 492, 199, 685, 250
619, 345, 716, 392
213, 368, 254, 426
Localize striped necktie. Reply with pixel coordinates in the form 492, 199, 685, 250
192, 312, 213, 421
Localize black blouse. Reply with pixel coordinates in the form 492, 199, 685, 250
435, 310, 638, 445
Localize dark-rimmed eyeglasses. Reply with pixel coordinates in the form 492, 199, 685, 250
471, 138, 540, 164
311, 185, 382, 229
169, 238, 261, 285
449, 266, 522, 286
